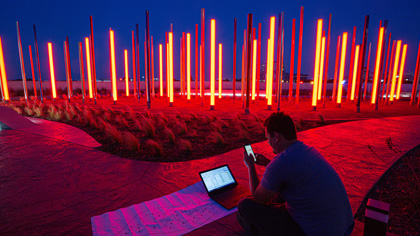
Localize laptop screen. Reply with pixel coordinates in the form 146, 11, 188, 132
200, 165, 236, 192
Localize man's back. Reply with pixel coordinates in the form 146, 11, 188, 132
261, 141, 354, 236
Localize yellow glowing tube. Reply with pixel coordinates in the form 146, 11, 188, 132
351, 45, 360, 100
267, 16, 275, 106
124, 50, 129, 96
187, 33, 191, 100
396, 43, 407, 100
169, 32, 174, 103
337, 32, 348, 104
0, 37, 10, 101
85, 37, 93, 98
48, 43, 57, 99
252, 39, 257, 100
390, 40, 401, 102
219, 43, 222, 98
312, 19, 323, 106
318, 36, 326, 100
109, 30, 117, 101
210, 19, 216, 106
266, 39, 270, 99
159, 44, 163, 97
371, 27, 385, 104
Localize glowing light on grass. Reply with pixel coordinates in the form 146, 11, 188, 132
252, 39, 257, 100
210, 19, 216, 107
124, 50, 129, 96
218, 43, 222, 99
318, 35, 326, 100
47, 42, 57, 99
396, 44, 407, 100
187, 33, 191, 100
371, 27, 385, 104
312, 19, 323, 107
159, 44, 163, 97
337, 32, 348, 104
109, 29, 117, 102
169, 32, 174, 104
390, 41, 402, 102
0, 37, 10, 101
351, 45, 360, 100
85, 37, 93, 98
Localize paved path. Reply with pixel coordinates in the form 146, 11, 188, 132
1, 115, 419, 235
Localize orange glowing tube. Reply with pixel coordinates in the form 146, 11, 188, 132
210, 19, 216, 106
187, 33, 191, 100
47, 43, 57, 99
166, 43, 169, 97
337, 32, 348, 104
0, 37, 10, 101
169, 32, 174, 103
390, 41, 402, 102
318, 35, 326, 100
85, 37, 93, 98
159, 44, 163, 97
267, 16, 276, 106
312, 19, 323, 107
371, 27, 385, 104
218, 43, 222, 99
266, 39, 271, 101
351, 45, 360, 100
396, 43, 407, 100
252, 39, 257, 100
124, 50, 129, 96
109, 29, 117, 102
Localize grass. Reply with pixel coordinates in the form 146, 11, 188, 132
122, 131, 140, 151
163, 127, 176, 144
145, 139, 163, 156
141, 118, 155, 138
179, 138, 192, 152
103, 121, 123, 143
208, 131, 225, 145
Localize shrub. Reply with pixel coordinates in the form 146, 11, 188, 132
240, 128, 250, 140
236, 119, 248, 130
145, 139, 163, 156
317, 114, 326, 124
10, 105, 23, 115
163, 127, 176, 144
141, 118, 155, 138
173, 120, 188, 135
133, 119, 142, 131
122, 132, 140, 151
204, 114, 212, 124
24, 106, 34, 116
179, 138, 192, 152
104, 121, 123, 143
210, 122, 222, 133
208, 131, 225, 145
33, 106, 43, 117
103, 111, 111, 121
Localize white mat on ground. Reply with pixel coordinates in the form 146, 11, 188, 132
91, 181, 237, 236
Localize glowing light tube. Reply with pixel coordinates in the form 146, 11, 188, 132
390, 40, 401, 102
124, 50, 129, 96
47, 42, 57, 99
85, 37, 93, 98
252, 39, 257, 100
266, 39, 271, 102
159, 44, 163, 97
0, 37, 10, 101
210, 19, 216, 107
318, 35, 326, 100
218, 43, 222, 99
396, 44, 407, 100
351, 45, 360, 100
169, 32, 174, 103
267, 16, 276, 107
371, 27, 385, 104
109, 29, 117, 102
187, 33, 191, 100
312, 19, 323, 107
332, 36, 341, 102
29, 45, 37, 98
132, 31, 136, 97
337, 32, 348, 104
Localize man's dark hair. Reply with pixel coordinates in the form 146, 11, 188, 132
263, 112, 297, 140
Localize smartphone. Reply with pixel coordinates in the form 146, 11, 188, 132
244, 144, 256, 162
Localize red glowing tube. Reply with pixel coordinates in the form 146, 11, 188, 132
332, 36, 341, 102
396, 44, 407, 100
195, 24, 198, 98
380, 33, 392, 101
318, 35, 326, 100
85, 37, 93, 98
132, 31, 136, 97
201, 9, 205, 101
371, 27, 385, 104
124, 50, 129, 96
411, 42, 420, 105
29, 45, 37, 98
210, 19, 216, 107
289, 19, 295, 101
351, 45, 360, 100
363, 43, 371, 100
312, 19, 323, 108
109, 29, 117, 102
257, 22, 262, 100
199, 45, 202, 97
47, 42, 57, 99
296, 6, 304, 105
385, 40, 396, 103
151, 36, 155, 98
233, 18, 237, 99
0, 37, 10, 101
218, 43, 222, 99
252, 39, 257, 100
64, 42, 70, 98
159, 44, 163, 97
78, 42, 85, 101
337, 32, 348, 104
323, 14, 332, 104
187, 33, 191, 100
348, 26, 357, 101
167, 42, 169, 97
266, 39, 271, 102
390, 40, 401, 102
16, 21, 28, 101
169, 32, 174, 103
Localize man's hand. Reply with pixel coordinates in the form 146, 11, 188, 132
255, 154, 271, 167
243, 151, 255, 169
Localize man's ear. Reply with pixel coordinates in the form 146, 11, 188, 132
273, 132, 280, 141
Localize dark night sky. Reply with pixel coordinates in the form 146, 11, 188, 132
0, 0, 419, 83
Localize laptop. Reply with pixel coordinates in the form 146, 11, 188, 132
199, 165, 251, 209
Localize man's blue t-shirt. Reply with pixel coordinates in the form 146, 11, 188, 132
261, 141, 354, 236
